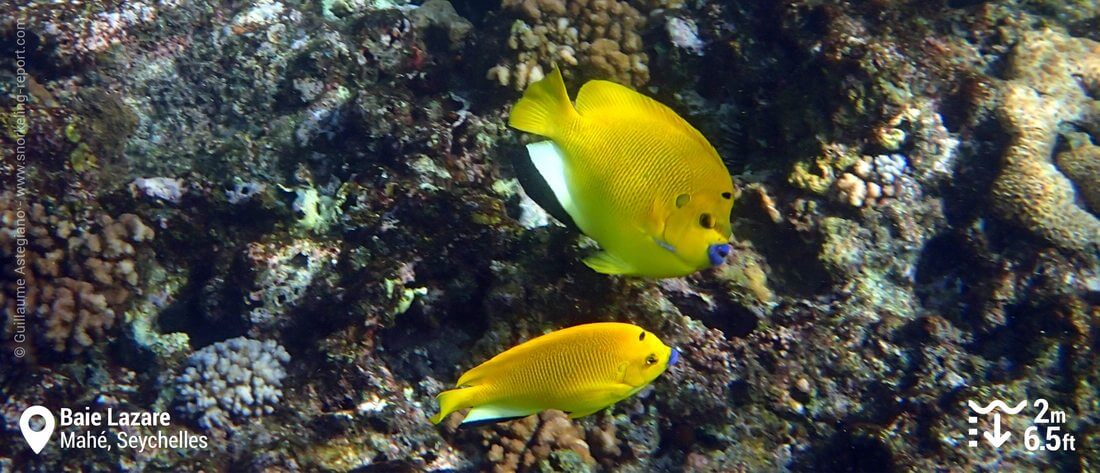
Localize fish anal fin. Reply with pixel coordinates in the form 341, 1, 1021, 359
460, 415, 528, 428
583, 251, 633, 275
461, 404, 536, 426
566, 383, 637, 419
567, 408, 604, 420
526, 141, 578, 221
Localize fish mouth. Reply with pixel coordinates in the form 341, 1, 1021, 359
667, 348, 680, 368
707, 244, 731, 266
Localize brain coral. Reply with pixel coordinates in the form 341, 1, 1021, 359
990, 28, 1100, 251
175, 337, 291, 430
0, 192, 154, 354
1055, 140, 1099, 214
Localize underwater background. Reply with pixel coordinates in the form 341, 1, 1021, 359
2, 0, 1099, 471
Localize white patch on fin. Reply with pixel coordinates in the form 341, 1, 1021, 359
462, 404, 535, 425
583, 251, 633, 275
526, 141, 577, 220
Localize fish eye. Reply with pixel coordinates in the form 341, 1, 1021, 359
699, 213, 715, 229
645, 354, 657, 365
721, 192, 732, 200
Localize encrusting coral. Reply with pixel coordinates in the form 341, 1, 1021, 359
990, 28, 1100, 251
0, 192, 154, 354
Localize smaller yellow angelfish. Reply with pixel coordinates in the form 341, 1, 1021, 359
509, 66, 735, 278
429, 322, 678, 425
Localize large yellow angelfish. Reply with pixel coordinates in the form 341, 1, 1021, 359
429, 322, 678, 425
509, 67, 735, 277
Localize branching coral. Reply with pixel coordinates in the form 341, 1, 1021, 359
489, 0, 652, 89
175, 337, 291, 430
0, 192, 154, 353
990, 28, 1100, 251
835, 153, 908, 208
476, 410, 600, 472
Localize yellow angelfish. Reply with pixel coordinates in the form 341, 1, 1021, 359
429, 322, 678, 425
509, 66, 735, 278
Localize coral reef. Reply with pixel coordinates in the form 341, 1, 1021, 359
1055, 139, 1100, 213
174, 337, 291, 430
2, 0, 1099, 471
243, 238, 340, 328
490, 0, 651, 89
990, 28, 1100, 251
460, 409, 603, 472
834, 153, 908, 208
0, 192, 154, 354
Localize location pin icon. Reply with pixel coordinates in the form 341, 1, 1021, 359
20, 405, 55, 455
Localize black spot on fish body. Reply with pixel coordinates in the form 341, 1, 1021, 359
639, 331, 646, 341
721, 192, 733, 199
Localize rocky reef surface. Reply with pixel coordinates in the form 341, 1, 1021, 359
1, 0, 1098, 471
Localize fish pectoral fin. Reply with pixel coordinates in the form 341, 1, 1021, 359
566, 383, 637, 419
527, 140, 579, 222
583, 251, 633, 275
461, 403, 537, 426
653, 237, 677, 254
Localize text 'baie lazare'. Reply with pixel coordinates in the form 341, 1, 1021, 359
60, 407, 172, 428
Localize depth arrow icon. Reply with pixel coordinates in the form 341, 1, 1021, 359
984, 413, 1011, 448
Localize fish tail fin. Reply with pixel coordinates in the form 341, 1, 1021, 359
429, 386, 474, 425
508, 65, 577, 139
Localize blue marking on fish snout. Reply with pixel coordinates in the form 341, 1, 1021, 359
668, 348, 680, 367
707, 244, 731, 266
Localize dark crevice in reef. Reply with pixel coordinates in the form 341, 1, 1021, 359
378, 267, 493, 384
971, 300, 1071, 381
796, 427, 898, 473
913, 231, 1000, 330
731, 196, 832, 297
667, 289, 760, 340
155, 250, 252, 350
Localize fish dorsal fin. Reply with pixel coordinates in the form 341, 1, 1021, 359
462, 404, 536, 426
525, 140, 579, 222
509, 66, 578, 139
575, 80, 713, 152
